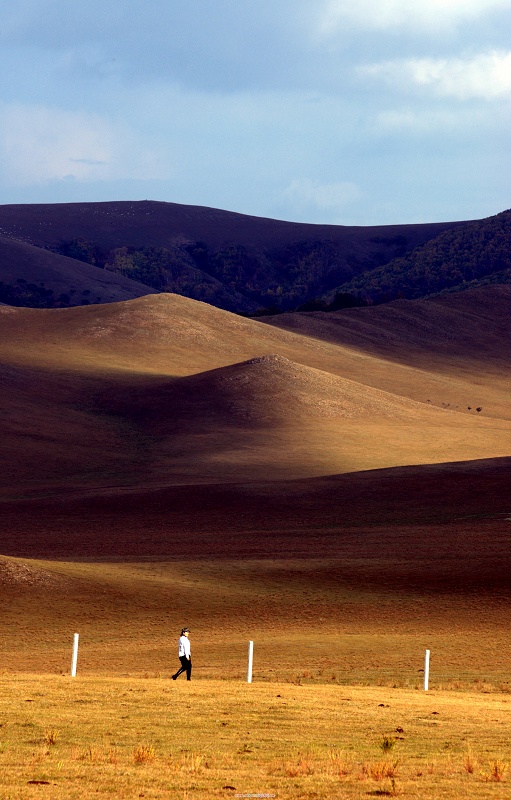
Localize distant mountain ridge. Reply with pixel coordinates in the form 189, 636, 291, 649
0, 200, 467, 311
1, 201, 508, 312
0, 199, 461, 251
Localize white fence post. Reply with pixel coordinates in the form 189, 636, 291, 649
247, 640, 254, 683
424, 649, 430, 691
71, 633, 79, 677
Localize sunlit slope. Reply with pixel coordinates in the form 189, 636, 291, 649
1, 290, 508, 416
263, 285, 511, 409
94, 353, 511, 485
0, 287, 509, 496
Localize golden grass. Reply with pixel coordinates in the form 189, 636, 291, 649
1, 554, 510, 687
1, 676, 510, 799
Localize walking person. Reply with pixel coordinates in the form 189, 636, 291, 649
172, 628, 192, 680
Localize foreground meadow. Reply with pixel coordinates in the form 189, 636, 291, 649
0, 676, 510, 799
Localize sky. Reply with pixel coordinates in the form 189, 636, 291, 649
0, 0, 510, 226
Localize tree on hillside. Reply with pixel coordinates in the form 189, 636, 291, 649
331, 210, 511, 303
52, 238, 102, 266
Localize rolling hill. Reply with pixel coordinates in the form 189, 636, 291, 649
0, 285, 509, 498
0, 200, 466, 311
0, 282, 510, 679
0, 234, 158, 307
0, 199, 461, 253
331, 208, 511, 304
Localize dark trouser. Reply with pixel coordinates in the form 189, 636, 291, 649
173, 655, 192, 680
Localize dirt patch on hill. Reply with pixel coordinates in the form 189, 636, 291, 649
0, 557, 67, 589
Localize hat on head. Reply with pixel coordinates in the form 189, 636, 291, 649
181, 628, 190, 634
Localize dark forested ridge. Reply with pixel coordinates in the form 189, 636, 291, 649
332, 209, 511, 305
0, 200, 507, 312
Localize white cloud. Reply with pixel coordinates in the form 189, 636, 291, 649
360, 50, 511, 100
318, 0, 508, 33
0, 104, 114, 184
282, 178, 364, 216
0, 104, 169, 186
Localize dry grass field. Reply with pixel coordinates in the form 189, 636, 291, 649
1, 677, 511, 799
0, 285, 510, 797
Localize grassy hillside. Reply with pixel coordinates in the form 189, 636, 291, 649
1, 201, 510, 313
0, 200, 464, 311
0, 235, 157, 307
263, 284, 511, 378
332, 209, 511, 304
0, 455, 510, 686
1, 287, 510, 497
0, 284, 509, 744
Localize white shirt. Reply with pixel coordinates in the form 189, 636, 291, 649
178, 635, 191, 658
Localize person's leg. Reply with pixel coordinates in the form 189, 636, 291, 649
172, 656, 189, 679
186, 658, 192, 681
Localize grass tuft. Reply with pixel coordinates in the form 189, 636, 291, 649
133, 743, 156, 764
181, 752, 207, 773
283, 756, 314, 777
78, 745, 102, 762
363, 760, 399, 781
482, 759, 508, 782
380, 735, 395, 753
327, 749, 353, 778
43, 728, 59, 746
464, 747, 477, 774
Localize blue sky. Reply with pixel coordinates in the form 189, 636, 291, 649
0, 0, 510, 225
